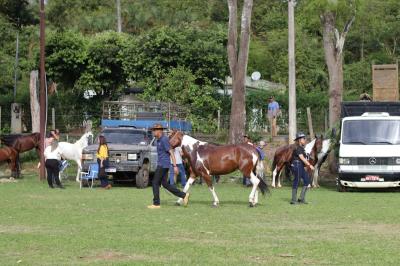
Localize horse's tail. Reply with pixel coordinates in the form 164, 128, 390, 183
284, 163, 292, 181
254, 159, 269, 195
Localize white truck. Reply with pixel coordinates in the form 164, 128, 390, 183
337, 102, 400, 191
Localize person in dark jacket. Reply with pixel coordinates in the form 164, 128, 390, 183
290, 132, 314, 204
147, 124, 190, 209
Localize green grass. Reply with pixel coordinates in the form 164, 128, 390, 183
1, 167, 400, 265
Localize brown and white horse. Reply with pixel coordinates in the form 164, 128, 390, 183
169, 131, 268, 207
271, 136, 323, 188
0, 146, 18, 177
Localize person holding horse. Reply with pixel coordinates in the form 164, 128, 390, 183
148, 124, 190, 209
97, 135, 111, 189
168, 132, 187, 187
44, 137, 64, 189
242, 135, 253, 186
290, 132, 314, 204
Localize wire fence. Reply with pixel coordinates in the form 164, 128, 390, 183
219, 107, 328, 136
0, 104, 328, 137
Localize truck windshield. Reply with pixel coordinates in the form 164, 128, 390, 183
98, 130, 149, 145
342, 120, 400, 145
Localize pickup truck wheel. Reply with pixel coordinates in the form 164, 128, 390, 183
336, 180, 347, 192
136, 168, 149, 188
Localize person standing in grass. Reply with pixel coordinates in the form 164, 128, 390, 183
169, 145, 187, 187
148, 124, 190, 209
97, 135, 111, 189
242, 135, 253, 186
290, 132, 314, 205
44, 137, 64, 189
267, 96, 280, 137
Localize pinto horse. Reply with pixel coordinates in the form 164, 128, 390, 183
58, 131, 93, 181
0, 146, 18, 177
169, 131, 268, 207
271, 136, 323, 188
311, 139, 331, 187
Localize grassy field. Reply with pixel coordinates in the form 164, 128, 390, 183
1, 165, 400, 265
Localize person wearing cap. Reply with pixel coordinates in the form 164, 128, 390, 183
267, 96, 280, 137
290, 132, 314, 204
148, 124, 190, 209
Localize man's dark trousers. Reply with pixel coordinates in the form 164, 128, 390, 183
152, 166, 186, 206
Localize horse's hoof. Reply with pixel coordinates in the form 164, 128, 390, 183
211, 203, 219, 208
249, 202, 256, 208
271, 184, 276, 188
277, 184, 282, 188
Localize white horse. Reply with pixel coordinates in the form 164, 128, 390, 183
58, 131, 94, 182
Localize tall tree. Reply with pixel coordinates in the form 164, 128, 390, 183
227, 0, 254, 144
319, 1, 355, 127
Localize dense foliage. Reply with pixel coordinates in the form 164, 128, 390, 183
0, 0, 399, 133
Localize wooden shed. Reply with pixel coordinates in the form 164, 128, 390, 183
372, 64, 399, 101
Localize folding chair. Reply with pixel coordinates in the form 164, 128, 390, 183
79, 163, 99, 189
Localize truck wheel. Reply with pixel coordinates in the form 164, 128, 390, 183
136, 168, 149, 189
336, 180, 347, 192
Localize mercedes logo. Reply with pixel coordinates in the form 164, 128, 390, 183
369, 157, 377, 165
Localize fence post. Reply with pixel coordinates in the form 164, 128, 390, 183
52, 108, 55, 130
306, 107, 314, 139
0, 106, 2, 131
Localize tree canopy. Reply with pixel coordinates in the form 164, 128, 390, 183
0, 0, 399, 133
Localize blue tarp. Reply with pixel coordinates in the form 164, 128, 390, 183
101, 119, 192, 132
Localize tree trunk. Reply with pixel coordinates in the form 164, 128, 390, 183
227, 0, 254, 144
321, 11, 354, 173
321, 11, 354, 128
30, 71, 40, 133
322, 12, 342, 128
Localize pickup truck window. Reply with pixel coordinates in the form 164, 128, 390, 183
342, 120, 400, 145
97, 129, 148, 145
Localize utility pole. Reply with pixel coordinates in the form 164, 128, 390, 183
116, 0, 122, 33
288, 0, 297, 144
39, 0, 46, 180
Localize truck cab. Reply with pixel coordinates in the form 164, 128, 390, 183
338, 110, 400, 190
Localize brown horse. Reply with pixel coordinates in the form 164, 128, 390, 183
1, 133, 41, 177
169, 131, 268, 207
271, 136, 323, 188
0, 146, 18, 177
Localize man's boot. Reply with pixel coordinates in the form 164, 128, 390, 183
298, 186, 308, 204
290, 189, 298, 204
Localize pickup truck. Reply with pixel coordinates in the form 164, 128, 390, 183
81, 127, 157, 188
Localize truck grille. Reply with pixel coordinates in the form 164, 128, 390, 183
356, 157, 391, 165
109, 152, 127, 162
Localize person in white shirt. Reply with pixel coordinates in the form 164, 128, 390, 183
44, 138, 64, 189
169, 146, 187, 187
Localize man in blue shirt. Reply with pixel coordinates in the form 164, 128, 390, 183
267, 96, 280, 137
147, 124, 190, 209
